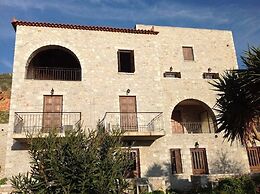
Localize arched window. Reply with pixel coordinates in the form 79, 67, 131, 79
171, 99, 216, 133
26, 45, 81, 81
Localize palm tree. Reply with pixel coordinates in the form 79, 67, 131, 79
212, 46, 260, 145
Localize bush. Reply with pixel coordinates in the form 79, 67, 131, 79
10, 126, 133, 194
213, 175, 256, 194
0, 178, 7, 186
150, 191, 165, 194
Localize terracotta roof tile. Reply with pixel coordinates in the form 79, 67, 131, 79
11, 19, 159, 35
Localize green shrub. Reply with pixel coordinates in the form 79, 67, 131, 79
151, 191, 165, 194
0, 111, 9, 124
214, 175, 256, 194
10, 126, 133, 194
0, 178, 7, 186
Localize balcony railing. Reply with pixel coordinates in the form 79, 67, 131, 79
100, 112, 164, 133
27, 67, 81, 81
14, 112, 81, 134
181, 122, 202, 133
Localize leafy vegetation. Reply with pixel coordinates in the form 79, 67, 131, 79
0, 73, 12, 123
212, 46, 260, 145
10, 125, 133, 194
0, 177, 7, 186
0, 73, 12, 91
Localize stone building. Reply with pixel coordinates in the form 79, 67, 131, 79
3, 19, 258, 192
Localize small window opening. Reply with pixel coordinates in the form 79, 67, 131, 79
118, 50, 135, 73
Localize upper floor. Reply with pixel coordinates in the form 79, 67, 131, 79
12, 19, 238, 84
9, 19, 238, 140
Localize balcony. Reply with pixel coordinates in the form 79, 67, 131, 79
100, 112, 165, 141
13, 112, 81, 139
27, 67, 81, 81
171, 99, 217, 134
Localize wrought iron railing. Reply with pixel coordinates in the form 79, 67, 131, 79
100, 112, 164, 133
27, 67, 81, 81
181, 122, 202, 133
14, 112, 81, 134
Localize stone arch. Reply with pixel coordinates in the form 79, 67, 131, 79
26, 45, 81, 81
171, 99, 216, 133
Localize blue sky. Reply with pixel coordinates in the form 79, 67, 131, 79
0, 0, 260, 73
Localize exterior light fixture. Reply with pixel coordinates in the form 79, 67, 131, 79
50, 88, 54, 95
170, 66, 173, 72
126, 89, 130, 95
208, 68, 212, 73
195, 142, 199, 148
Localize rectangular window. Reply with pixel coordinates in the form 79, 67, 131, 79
125, 149, 140, 178
247, 147, 260, 172
118, 50, 135, 73
202, 73, 220, 79
170, 149, 183, 174
190, 148, 208, 174
182, 46, 194, 61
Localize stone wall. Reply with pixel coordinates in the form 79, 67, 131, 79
0, 124, 8, 178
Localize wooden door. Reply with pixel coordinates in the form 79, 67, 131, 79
119, 96, 137, 131
43, 95, 63, 132
247, 147, 260, 172
190, 148, 208, 174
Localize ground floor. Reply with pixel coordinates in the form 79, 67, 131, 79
4, 130, 260, 192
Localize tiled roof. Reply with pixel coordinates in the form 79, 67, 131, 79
11, 19, 159, 35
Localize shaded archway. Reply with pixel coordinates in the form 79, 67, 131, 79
26, 45, 81, 81
171, 99, 216, 133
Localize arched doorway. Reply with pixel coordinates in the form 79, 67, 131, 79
26, 45, 81, 81
171, 99, 216, 133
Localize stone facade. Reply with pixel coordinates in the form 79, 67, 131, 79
0, 124, 8, 178
4, 21, 251, 191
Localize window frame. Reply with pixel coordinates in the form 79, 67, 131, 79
182, 46, 194, 61
124, 148, 140, 178
190, 148, 209, 175
170, 148, 183, 174
117, 49, 135, 73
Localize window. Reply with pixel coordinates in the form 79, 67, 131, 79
190, 148, 208, 174
118, 50, 135, 73
202, 73, 219, 79
125, 149, 140, 178
163, 72, 181, 78
170, 149, 183, 174
182, 46, 194, 61
247, 147, 260, 172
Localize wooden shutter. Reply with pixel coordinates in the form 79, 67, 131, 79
43, 95, 63, 132
170, 149, 183, 174
171, 110, 184, 133
119, 96, 138, 131
182, 47, 194, 61
247, 147, 260, 172
190, 148, 208, 174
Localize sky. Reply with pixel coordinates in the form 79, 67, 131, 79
0, 0, 260, 73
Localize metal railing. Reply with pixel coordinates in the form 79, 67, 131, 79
14, 112, 81, 134
100, 112, 164, 133
181, 122, 202, 133
27, 67, 81, 81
